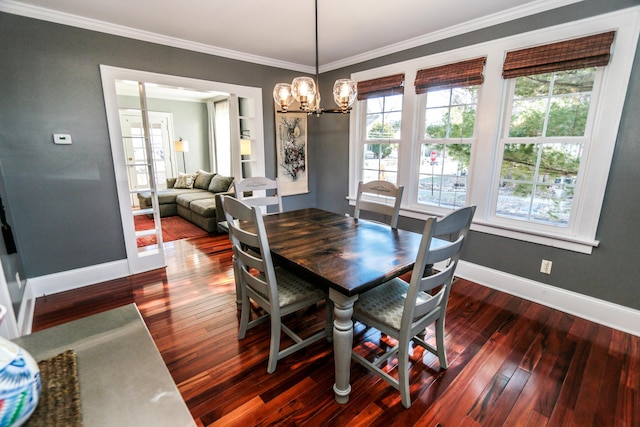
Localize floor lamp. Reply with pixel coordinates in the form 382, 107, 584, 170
174, 138, 189, 173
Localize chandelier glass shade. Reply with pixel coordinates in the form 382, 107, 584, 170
291, 77, 317, 111
272, 0, 357, 115
273, 83, 294, 112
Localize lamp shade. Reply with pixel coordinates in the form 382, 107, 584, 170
240, 139, 252, 156
174, 139, 189, 152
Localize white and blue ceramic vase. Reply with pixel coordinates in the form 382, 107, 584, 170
0, 307, 40, 427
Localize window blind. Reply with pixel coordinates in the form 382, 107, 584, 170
414, 57, 486, 94
356, 73, 405, 100
502, 31, 616, 79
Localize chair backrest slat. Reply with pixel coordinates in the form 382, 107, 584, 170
354, 180, 404, 228
234, 177, 283, 214
434, 205, 476, 240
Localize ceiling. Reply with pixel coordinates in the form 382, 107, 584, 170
1, 0, 581, 73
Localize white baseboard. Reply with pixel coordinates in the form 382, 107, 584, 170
455, 260, 640, 338
20, 258, 640, 338
27, 260, 130, 298
18, 260, 130, 336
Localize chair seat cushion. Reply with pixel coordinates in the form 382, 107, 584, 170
354, 278, 433, 330
253, 267, 326, 308
275, 267, 326, 307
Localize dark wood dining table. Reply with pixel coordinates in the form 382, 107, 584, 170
260, 208, 431, 404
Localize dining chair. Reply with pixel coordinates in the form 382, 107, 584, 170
234, 176, 283, 214
221, 195, 329, 374
353, 180, 404, 228
424, 205, 476, 276
351, 216, 467, 408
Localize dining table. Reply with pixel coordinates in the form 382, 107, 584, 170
259, 207, 437, 404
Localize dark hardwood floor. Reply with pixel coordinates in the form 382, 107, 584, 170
32, 234, 640, 426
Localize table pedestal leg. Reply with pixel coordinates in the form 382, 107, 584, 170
329, 289, 358, 404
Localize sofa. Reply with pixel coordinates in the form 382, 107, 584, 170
137, 171, 234, 233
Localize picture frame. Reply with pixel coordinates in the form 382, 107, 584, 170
275, 111, 309, 196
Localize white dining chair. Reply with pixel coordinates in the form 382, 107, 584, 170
234, 176, 282, 214
221, 195, 329, 374
351, 216, 467, 408
353, 180, 404, 228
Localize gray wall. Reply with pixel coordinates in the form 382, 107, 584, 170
0, 12, 314, 277
0, 0, 638, 311
317, 0, 640, 310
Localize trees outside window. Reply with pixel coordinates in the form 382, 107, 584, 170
362, 94, 402, 184
497, 68, 594, 226
417, 86, 477, 209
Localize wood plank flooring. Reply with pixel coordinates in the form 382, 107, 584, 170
32, 234, 640, 426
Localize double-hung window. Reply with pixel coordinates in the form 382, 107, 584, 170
356, 74, 404, 185
415, 57, 485, 209
493, 32, 614, 229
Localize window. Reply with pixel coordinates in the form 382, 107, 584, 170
415, 56, 485, 209
356, 73, 405, 185
496, 68, 596, 225
349, 10, 639, 253
417, 87, 477, 208
362, 94, 402, 184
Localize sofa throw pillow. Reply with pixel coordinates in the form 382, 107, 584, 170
194, 170, 216, 190
208, 174, 234, 193
174, 173, 196, 189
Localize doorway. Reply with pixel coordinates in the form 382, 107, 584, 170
100, 66, 265, 275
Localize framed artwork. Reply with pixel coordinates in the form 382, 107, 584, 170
275, 111, 308, 196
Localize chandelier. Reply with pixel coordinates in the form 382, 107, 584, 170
272, 0, 357, 115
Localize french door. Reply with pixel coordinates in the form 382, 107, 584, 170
120, 111, 175, 196
100, 65, 265, 275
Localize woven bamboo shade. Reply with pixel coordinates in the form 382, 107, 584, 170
414, 57, 486, 94
502, 31, 616, 79
356, 73, 405, 100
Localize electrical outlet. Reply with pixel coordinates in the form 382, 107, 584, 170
540, 259, 552, 274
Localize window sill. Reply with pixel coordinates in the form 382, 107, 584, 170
401, 205, 597, 254
347, 197, 598, 253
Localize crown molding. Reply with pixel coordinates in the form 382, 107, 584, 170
1, 0, 581, 74
0, 0, 315, 74
321, 0, 583, 72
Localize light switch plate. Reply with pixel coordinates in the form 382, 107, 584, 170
53, 133, 72, 144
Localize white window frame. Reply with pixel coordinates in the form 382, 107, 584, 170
348, 8, 640, 254
415, 84, 481, 209
359, 93, 403, 185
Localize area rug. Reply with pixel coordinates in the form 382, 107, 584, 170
27, 349, 82, 427
135, 215, 209, 247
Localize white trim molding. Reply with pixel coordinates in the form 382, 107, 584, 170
27, 260, 129, 299
20, 257, 640, 338
19, 260, 129, 336
455, 260, 640, 338
0, 0, 583, 74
